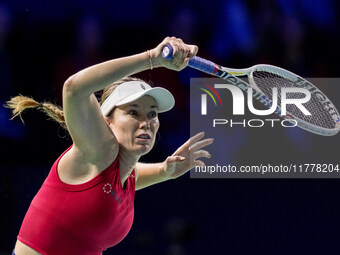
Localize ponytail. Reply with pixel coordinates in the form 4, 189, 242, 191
5, 95, 67, 130
5, 76, 144, 131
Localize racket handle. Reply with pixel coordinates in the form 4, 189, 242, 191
161, 44, 217, 74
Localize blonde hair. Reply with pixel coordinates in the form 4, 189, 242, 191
5, 76, 144, 131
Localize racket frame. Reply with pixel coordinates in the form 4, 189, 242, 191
161, 44, 340, 136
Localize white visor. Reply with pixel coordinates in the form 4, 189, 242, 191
100, 80, 175, 116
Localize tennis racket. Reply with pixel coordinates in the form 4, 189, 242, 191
161, 44, 340, 136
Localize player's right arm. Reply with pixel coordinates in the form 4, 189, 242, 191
62, 53, 151, 159
62, 37, 197, 162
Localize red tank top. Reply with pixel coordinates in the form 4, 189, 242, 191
17, 146, 135, 255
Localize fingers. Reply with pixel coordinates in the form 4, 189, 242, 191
180, 131, 204, 151
193, 150, 211, 159
184, 132, 213, 161
191, 150, 211, 168
166, 155, 186, 164
189, 131, 205, 144
171, 38, 197, 67
193, 160, 205, 168
189, 132, 213, 168
181, 131, 213, 151
159, 36, 198, 71
184, 44, 198, 64
189, 137, 214, 152
165, 131, 214, 178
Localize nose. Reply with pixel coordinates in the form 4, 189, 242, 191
140, 119, 150, 130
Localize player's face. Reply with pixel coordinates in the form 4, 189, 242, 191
109, 95, 159, 156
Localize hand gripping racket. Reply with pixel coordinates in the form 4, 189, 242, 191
161, 44, 340, 136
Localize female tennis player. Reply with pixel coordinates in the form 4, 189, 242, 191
7, 36, 213, 255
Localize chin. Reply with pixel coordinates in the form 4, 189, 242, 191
137, 147, 153, 156
135, 143, 154, 156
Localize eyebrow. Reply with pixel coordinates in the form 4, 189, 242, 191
127, 104, 158, 109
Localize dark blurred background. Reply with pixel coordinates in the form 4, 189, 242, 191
1, 0, 340, 254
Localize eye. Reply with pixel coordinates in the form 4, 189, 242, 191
128, 110, 138, 116
148, 111, 158, 118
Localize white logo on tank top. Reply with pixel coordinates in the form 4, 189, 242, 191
103, 183, 122, 204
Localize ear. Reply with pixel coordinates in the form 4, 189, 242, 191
104, 116, 112, 125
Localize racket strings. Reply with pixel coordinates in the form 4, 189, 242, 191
252, 70, 335, 129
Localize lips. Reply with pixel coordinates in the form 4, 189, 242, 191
136, 133, 151, 139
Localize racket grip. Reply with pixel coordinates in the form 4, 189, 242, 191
161, 44, 217, 74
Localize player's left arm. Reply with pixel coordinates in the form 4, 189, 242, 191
135, 132, 214, 190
